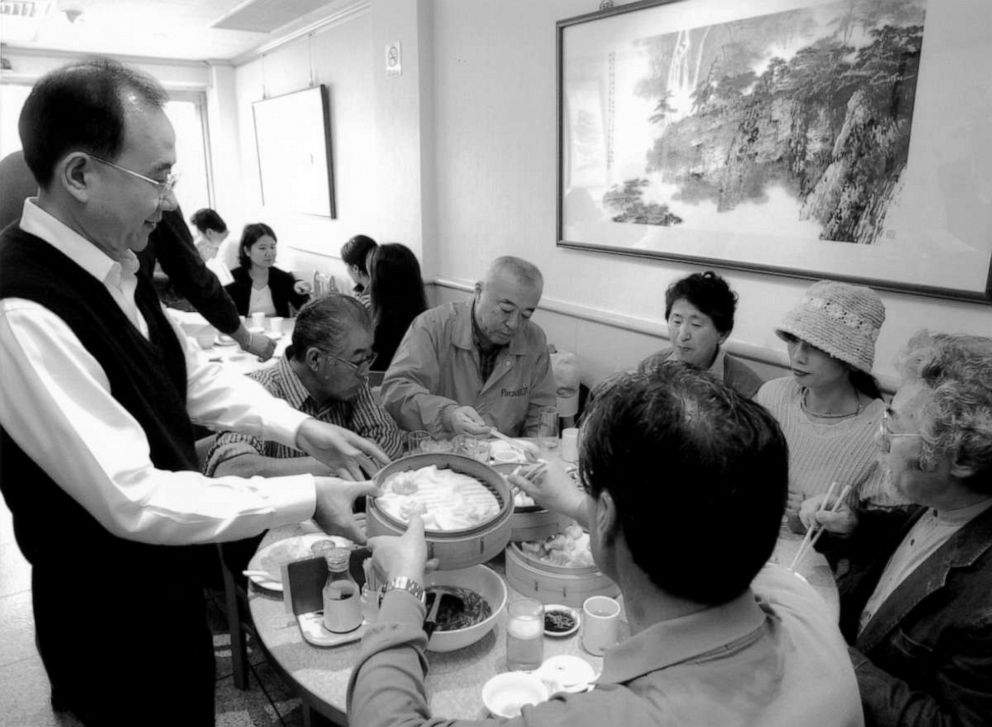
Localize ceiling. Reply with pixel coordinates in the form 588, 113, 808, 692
0, 0, 346, 62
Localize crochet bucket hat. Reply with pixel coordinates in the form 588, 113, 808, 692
775, 280, 885, 373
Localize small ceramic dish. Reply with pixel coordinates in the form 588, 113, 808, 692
543, 604, 580, 637
482, 672, 549, 718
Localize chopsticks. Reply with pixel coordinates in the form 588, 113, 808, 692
489, 428, 538, 461
789, 481, 852, 572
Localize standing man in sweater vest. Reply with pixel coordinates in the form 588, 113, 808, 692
0, 58, 388, 726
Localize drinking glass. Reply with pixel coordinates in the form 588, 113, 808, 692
536, 406, 559, 452
506, 598, 544, 671
407, 430, 431, 454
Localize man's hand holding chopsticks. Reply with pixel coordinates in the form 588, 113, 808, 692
799, 493, 857, 536
511, 460, 588, 527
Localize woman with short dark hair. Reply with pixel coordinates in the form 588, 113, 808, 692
639, 270, 762, 397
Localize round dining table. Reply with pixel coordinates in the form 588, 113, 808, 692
248, 502, 839, 727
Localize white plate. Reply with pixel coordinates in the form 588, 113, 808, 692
215, 335, 238, 347
543, 604, 580, 637
247, 533, 352, 591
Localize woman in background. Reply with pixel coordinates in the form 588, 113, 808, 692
640, 270, 762, 397
225, 222, 310, 318
755, 280, 898, 531
340, 234, 378, 309
367, 243, 427, 371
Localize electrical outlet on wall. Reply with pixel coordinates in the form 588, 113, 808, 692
385, 41, 402, 77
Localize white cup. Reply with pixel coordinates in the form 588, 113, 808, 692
250, 312, 266, 330
268, 316, 284, 334
560, 427, 579, 463
581, 595, 621, 656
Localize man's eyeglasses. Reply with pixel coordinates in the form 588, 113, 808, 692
878, 410, 922, 452
89, 155, 179, 203
326, 350, 377, 375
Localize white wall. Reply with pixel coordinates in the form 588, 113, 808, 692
219, 0, 989, 388
426, 0, 990, 386
224, 9, 378, 285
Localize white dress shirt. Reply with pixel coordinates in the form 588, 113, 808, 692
0, 200, 316, 545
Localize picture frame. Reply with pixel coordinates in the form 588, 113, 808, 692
556, 0, 992, 303
252, 85, 336, 218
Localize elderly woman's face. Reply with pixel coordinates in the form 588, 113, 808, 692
878, 383, 952, 508
667, 298, 727, 369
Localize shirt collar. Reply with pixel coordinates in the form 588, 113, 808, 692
20, 198, 139, 285
934, 497, 992, 526
664, 346, 725, 380
707, 347, 726, 380
275, 355, 314, 410
598, 589, 766, 685
454, 299, 530, 355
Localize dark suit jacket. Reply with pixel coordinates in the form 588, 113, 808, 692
138, 207, 241, 335
224, 265, 310, 318
821, 503, 992, 726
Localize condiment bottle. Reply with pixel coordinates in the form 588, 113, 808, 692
322, 548, 362, 633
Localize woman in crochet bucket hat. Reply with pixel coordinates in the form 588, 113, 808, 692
755, 280, 903, 532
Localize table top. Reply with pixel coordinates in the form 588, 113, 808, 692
249, 516, 838, 722
165, 308, 290, 376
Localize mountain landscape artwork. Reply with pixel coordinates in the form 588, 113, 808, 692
565, 0, 927, 247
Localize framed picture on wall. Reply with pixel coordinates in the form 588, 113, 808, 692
556, 0, 992, 303
253, 85, 336, 218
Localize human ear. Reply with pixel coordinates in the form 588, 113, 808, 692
596, 490, 619, 546
60, 153, 91, 203
304, 346, 323, 372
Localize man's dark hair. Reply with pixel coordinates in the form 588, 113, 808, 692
664, 271, 738, 335
237, 222, 277, 268
19, 57, 168, 188
190, 208, 227, 234
340, 235, 378, 275
579, 362, 788, 605
288, 294, 370, 361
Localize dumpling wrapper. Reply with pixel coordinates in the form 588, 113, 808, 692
378, 465, 500, 531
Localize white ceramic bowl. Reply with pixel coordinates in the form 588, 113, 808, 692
482, 672, 549, 718
424, 564, 507, 652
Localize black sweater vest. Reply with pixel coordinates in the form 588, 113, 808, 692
0, 226, 200, 571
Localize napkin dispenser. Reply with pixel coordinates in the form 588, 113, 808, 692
282, 548, 370, 615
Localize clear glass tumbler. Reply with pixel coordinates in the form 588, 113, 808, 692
537, 406, 559, 452
407, 430, 431, 454
506, 598, 544, 671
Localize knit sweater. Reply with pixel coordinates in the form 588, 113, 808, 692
755, 377, 897, 506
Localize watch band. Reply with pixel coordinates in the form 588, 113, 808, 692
383, 576, 425, 603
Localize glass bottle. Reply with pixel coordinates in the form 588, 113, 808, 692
322, 548, 362, 633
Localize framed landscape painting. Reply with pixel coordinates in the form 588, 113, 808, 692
556, 0, 992, 302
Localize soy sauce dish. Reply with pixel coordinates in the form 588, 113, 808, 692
543, 605, 580, 637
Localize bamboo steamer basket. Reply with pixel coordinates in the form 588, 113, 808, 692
367, 453, 513, 570
504, 542, 620, 608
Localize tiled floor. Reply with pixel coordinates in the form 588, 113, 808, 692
0, 494, 305, 727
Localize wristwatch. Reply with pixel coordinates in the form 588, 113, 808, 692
382, 576, 425, 604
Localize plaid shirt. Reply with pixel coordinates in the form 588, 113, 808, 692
203, 355, 404, 475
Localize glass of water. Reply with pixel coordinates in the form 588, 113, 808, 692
506, 597, 544, 671
537, 406, 559, 452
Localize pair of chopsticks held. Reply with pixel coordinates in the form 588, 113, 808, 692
789, 480, 852, 571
